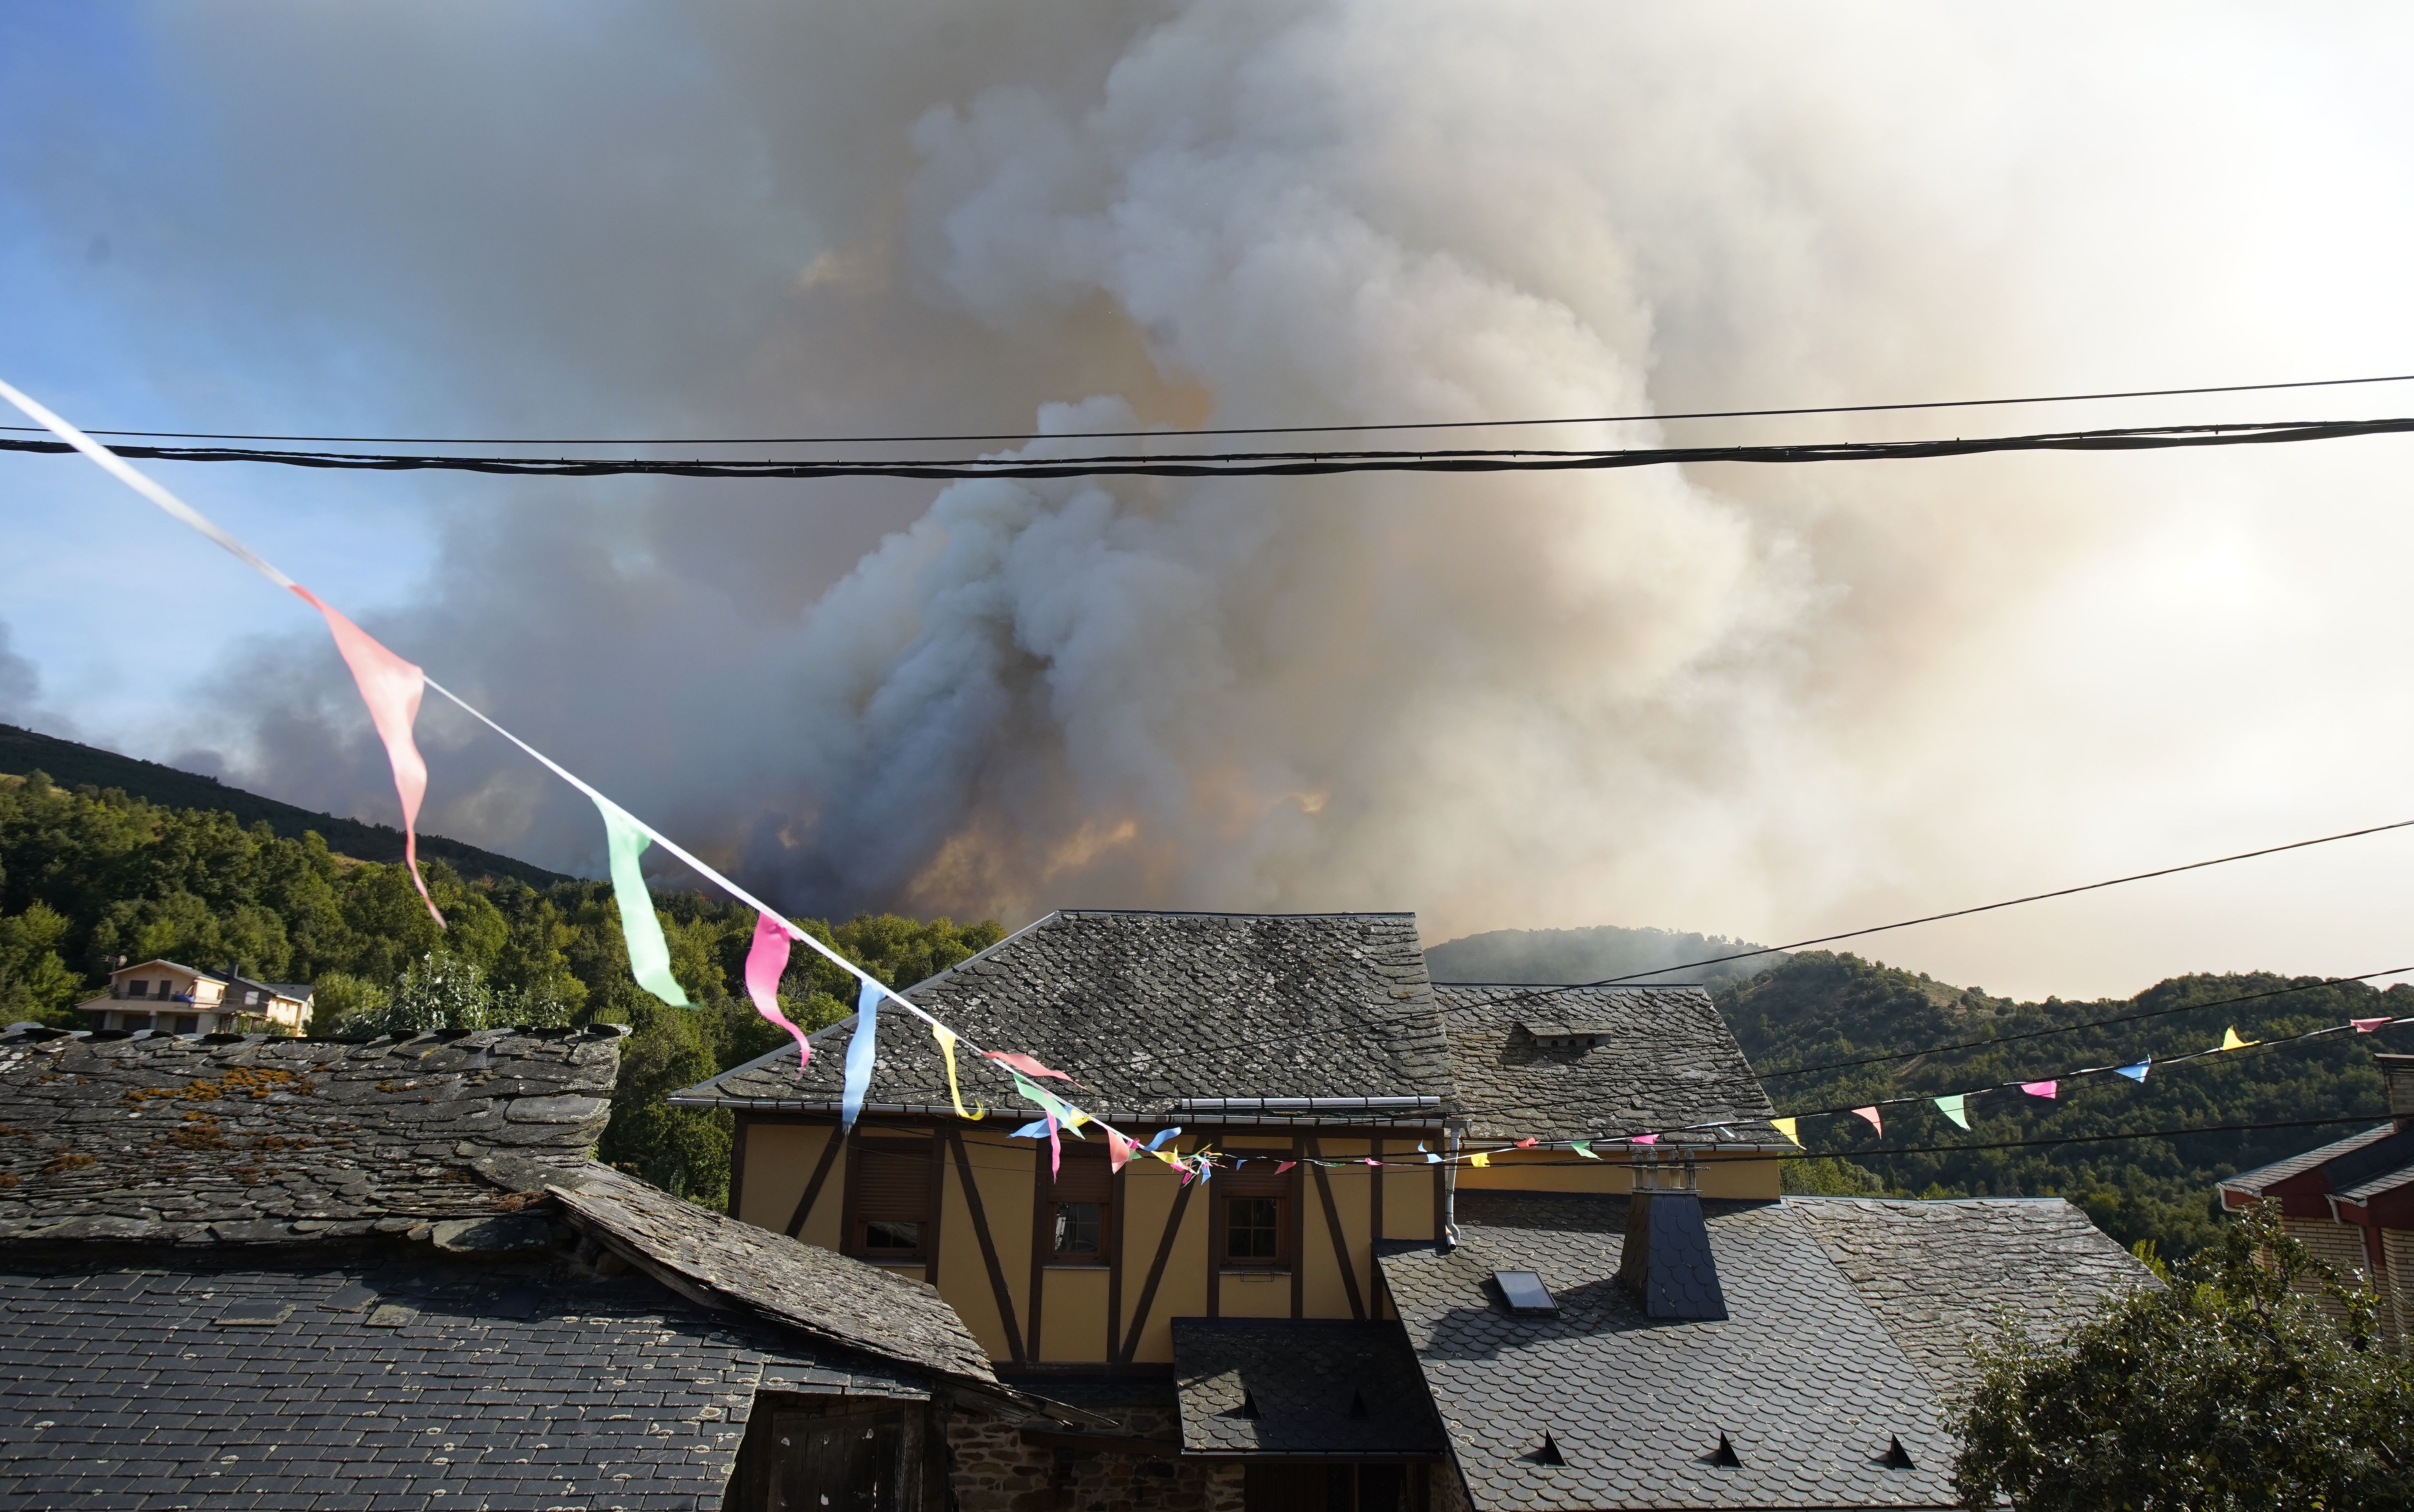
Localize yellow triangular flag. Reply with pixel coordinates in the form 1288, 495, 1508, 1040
930, 1023, 987, 1121
1468, 1150, 1491, 1168
2219, 1025, 2258, 1052
1770, 1117, 1801, 1147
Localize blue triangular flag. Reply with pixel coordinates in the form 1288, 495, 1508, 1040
1009, 1118, 1055, 1141
840, 976, 881, 1131
2115, 1059, 2151, 1082
1146, 1126, 1183, 1151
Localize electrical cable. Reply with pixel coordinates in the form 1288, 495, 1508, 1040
6, 414, 2414, 479
8, 369, 2413, 447
1464, 819, 2414, 1019
1751, 969, 2412, 1080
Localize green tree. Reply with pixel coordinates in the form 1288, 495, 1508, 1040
1952, 1202, 2414, 1510
0, 902, 84, 1025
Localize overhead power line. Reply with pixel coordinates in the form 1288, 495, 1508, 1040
1467, 818, 2414, 1020
5, 414, 2414, 481
6, 369, 2413, 447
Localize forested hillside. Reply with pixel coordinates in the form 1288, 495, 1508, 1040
1719, 952, 2414, 1258
0, 722, 565, 887
1427, 923, 1779, 988
0, 769, 1000, 1207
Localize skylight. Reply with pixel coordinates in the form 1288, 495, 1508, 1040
1494, 1269, 1558, 1315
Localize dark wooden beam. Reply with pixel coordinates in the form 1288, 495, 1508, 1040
838, 1127, 863, 1259
925, 1124, 947, 1289
1117, 1174, 1196, 1366
948, 1129, 1025, 1364
1027, 1137, 1051, 1361
729, 1114, 751, 1220
1369, 1136, 1384, 1312
1107, 1160, 1128, 1362
1308, 1137, 1367, 1321
784, 1124, 846, 1239
1290, 1132, 1306, 1320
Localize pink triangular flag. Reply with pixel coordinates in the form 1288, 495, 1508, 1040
2353, 1017, 2391, 1033
2021, 1080, 2058, 1099
1853, 1106, 1884, 1135
1107, 1126, 1134, 1173
984, 1050, 1084, 1086
1513, 1138, 1539, 1148
1277, 1160, 1297, 1174
1631, 1133, 1659, 1145
743, 912, 809, 1075
290, 585, 441, 925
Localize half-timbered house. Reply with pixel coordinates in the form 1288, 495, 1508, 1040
674, 910, 2155, 1512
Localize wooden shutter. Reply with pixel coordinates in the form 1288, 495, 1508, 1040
1222, 1156, 1291, 1196
856, 1145, 932, 1222
1051, 1150, 1112, 1204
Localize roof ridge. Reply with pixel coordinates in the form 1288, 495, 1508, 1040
1053, 908, 1417, 920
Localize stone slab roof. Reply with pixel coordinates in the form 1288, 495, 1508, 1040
1378, 1191, 1961, 1511
0, 1023, 1002, 1394
546, 1161, 995, 1384
0, 1024, 622, 1245
1431, 985, 1781, 1143
2218, 1122, 2399, 1198
1171, 1319, 1447, 1458
1784, 1197, 2156, 1405
671, 912, 1455, 1121
0, 1257, 923, 1512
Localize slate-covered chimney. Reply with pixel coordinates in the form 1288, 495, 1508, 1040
1617, 1152, 1728, 1321
2382, 1053, 2414, 1127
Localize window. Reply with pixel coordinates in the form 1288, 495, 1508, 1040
851, 1143, 932, 1261
245, 990, 261, 1007
173, 1015, 199, 1035
1219, 1160, 1291, 1267
1227, 1198, 1282, 1260
122, 1014, 154, 1033
1053, 1202, 1102, 1257
127, 980, 149, 998
1049, 1149, 1112, 1263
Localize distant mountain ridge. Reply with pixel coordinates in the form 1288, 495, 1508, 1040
0, 721, 566, 887
1425, 923, 1782, 988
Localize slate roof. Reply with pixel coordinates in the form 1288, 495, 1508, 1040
1784, 1197, 2155, 1404
1379, 1191, 1961, 1511
1171, 1319, 1447, 1458
0, 1256, 925, 1512
2217, 1121, 2406, 1200
1431, 985, 1783, 1144
545, 1161, 995, 1383
0, 1024, 621, 1245
670, 912, 1455, 1121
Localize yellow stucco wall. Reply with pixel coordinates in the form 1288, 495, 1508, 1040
735, 1118, 1775, 1366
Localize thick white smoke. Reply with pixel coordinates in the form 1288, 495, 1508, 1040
22, 2, 2414, 996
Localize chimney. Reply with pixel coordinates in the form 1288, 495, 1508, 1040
2383, 1055, 2414, 1126
1617, 1152, 1728, 1321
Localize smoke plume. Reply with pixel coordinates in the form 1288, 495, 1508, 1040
14, 3, 2414, 997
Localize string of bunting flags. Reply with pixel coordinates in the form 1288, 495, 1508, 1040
8, 376, 2408, 1186
0, 379, 1223, 1185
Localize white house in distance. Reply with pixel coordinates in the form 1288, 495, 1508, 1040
73, 960, 312, 1036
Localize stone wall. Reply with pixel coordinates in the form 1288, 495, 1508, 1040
944, 1403, 1232, 1512
1428, 1459, 1472, 1512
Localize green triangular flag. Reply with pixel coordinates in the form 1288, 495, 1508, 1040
1935, 1094, 1970, 1131
595, 796, 690, 1009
